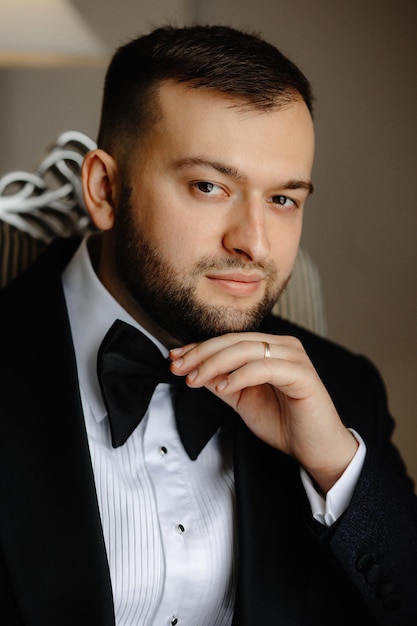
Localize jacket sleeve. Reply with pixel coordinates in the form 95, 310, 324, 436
324, 355, 417, 626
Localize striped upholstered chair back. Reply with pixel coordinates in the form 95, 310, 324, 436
0, 131, 327, 336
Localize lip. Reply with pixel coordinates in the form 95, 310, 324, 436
206, 272, 266, 296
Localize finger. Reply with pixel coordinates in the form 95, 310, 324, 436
173, 336, 309, 389
170, 332, 300, 373
214, 357, 313, 399
169, 342, 199, 364
170, 336, 265, 382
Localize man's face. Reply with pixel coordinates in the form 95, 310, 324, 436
112, 81, 315, 344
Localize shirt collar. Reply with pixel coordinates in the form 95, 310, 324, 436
62, 235, 169, 423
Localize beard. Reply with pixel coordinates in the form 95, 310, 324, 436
114, 187, 289, 344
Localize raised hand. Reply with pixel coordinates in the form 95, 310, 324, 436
170, 332, 358, 493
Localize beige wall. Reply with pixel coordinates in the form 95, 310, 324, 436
1, 0, 416, 483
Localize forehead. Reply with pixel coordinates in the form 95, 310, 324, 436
142, 81, 315, 181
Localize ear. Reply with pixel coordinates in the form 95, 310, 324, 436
81, 149, 119, 231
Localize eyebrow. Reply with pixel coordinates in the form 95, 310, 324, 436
173, 157, 246, 182
172, 156, 314, 195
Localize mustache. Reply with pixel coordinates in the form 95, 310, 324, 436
192, 255, 277, 276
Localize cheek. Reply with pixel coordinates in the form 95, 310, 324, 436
269, 220, 303, 274
145, 214, 197, 271
148, 209, 220, 268
132, 185, 197, 250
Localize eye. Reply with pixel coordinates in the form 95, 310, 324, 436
269, 195, 297, 209
193, 181, 225, 196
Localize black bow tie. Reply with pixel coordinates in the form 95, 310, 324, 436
97, 319, 235, 460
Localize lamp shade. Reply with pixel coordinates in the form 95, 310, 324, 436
0, 0, 108, 66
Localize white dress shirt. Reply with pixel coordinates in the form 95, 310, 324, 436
62, 236, 366, 625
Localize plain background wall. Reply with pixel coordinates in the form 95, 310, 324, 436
0, 0, 416, 484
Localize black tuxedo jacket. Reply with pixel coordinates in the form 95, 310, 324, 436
0, 238, 416, 626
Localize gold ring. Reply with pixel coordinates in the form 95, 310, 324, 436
262, 341, 271, 359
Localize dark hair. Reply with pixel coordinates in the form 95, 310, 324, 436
97, 24, 314, 160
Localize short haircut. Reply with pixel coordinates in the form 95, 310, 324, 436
97, 24, 314, 162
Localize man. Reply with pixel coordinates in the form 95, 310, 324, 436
0, 24, 416, 626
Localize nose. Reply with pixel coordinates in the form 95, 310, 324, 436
222, 200, 270, 263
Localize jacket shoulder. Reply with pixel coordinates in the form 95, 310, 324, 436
0, 237, 81, 319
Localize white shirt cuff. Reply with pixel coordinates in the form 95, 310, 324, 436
300, 429, 366, 527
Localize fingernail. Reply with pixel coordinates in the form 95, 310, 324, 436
187, 369, 198, 382
216, 378, 228, 391
170, 357, 183, 369
170, 347, 185, 357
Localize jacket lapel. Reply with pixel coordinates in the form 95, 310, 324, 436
232, 419, 309, 625
0, 239, 115, 624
